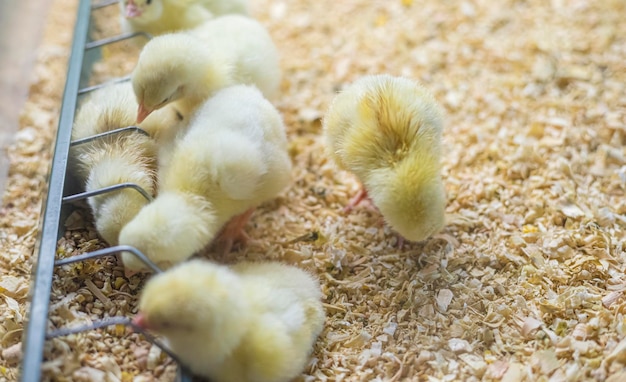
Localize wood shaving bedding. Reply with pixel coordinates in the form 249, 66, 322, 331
2, 0, 626, 381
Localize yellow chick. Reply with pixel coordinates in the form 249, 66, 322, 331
118, 84, 291, 273
132, 14, 281, 123
120, 0, 249, 37
132, 259, 325, 382
323, 74, 446, 243
71, 82, 182, 245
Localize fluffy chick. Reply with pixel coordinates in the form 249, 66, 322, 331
132, 14, 280, 123
71, 82, 182, 245
133, 259, 325, 382
323, 74, 446, 242
118, 84, 291, 273
119, 0, 249, 36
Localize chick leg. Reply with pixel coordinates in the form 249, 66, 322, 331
216, 208, 257, 255
342, 188, 369, 213
396, 235, 406, 250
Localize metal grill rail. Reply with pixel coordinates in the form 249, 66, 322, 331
21, 1, 192, 380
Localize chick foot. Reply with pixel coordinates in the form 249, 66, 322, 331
396, 235, 407, 250
342, 188, 369, 213
124, 266, 152, 279
119, 254, 147, 279
215, 208, 258, 255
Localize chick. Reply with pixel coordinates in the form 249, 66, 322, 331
323, 74, 446, 243
118, 84, 291, 273
120, 0, 249, 36
132, 259, 325, 382
71, 82, 182, 245
132, 14, 281, 123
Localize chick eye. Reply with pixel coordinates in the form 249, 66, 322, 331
155, 97, 170, 108
147, 0, 152, 4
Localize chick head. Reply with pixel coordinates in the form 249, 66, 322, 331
118, 192, 217, 274
122, 0, 163, 21
368, 159, 446, 242
132, 35, 201, 122
134, 260, 249, 352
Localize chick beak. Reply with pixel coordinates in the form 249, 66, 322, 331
137, 103, 152, 124
125, 1, 142, 18
132, 312, 150, 330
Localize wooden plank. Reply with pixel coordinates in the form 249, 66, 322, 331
0, 0, 51, 195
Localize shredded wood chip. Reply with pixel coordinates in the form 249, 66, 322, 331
531, 349, 560, 375
448, 338, 472, 354
605, 337, 626, 367
602, 290, 623, 308
520, 316, 543, 338
436, 289, 454, 312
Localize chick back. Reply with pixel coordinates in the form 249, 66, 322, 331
326, 75, 442, 175
188, 15, 282, 99
233, 261, 325, 339
222, 261, 325, 382
84, 145, 156, 245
